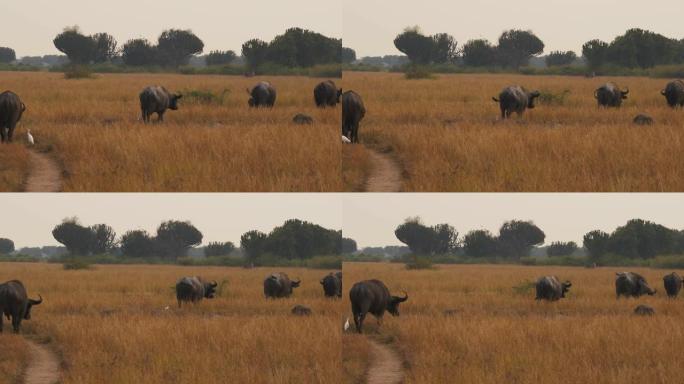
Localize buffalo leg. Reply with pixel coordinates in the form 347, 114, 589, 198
141, 109, 148, 123
0, 314, 3, 332
0, 126, 5, 143
7, 124, 16, 142
11, 314, 20, 333
158, 111, 164, 123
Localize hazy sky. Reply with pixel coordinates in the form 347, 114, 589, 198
1, 0, 342, 57
0, 194, 341, 248
343, 194, 684, 248
344, 0, 683, 57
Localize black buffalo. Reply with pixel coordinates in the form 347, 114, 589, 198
0, 280, 42, 333
663, 272, 683, 298
349, 279, 407, 333
314, 80, 342, 107
247, 81, 276, 107
139, 86, 182, 123
615, 272, 656, 298
175, 277, 217, 308
661, 80, 684, 108
492, 85, 540, 119
342, 91, 365, 143
595, 83, 629, 107
320, 272, 342, 298
535, 276, 572, 301
0, 91, 26, 143
264, 272, 301, 298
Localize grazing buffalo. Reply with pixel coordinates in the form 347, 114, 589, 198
0, 280, 42, 333
139, 86, 182, 123
615, 272, 656, 298
341, 91, 365, 143
594, 83, 629, 107
492, 85, 540, 119
291, 305, 312, 316
535, 276, 572, 301
247, 81, 276, 107
663, 272, 683, 298
634, 304, 655, 316
661, 80, 684, 108
633, 114, 654, 125
0, 91, 26, 143
349, 279, 408, 333
292, 113, 314, 125
320, 272, 342, 298
264, 272, 301, 298
314, 80, 342, 107
175, 277, 217, 308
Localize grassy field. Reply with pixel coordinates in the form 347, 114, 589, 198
342, 72, 684, 191
0, 72, 340, 192
343, 262, 684, 383
0, 262, 342, 383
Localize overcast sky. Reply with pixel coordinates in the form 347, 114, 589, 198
0, 194, 341, 248
343, 194, 684, 248
1, 0, 342, 57
344, 0, 683, 57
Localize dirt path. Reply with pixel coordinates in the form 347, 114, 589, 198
25, 151, 62, 192
24, 341, 60, 384
367, 339, 404, 384
364, 149, 402, 192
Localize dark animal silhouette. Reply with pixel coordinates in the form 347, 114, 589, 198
320, 272, 342, 298
175, 277, 217, 308
535, 276, 572, 301
349, 279, 407, 333
633, 114, 654, 125
291, 305, 312, 316
264, 272, 300, 298
342, 91, 365, 143
0, 91, 26, 143
292, 113, 314, 124
314, 80, 342, 107
663, 272, 683, 298
661, 80, 684, 108
634, 304, 655, 316
595, 83, 629, 107
492, 85, 540, 119
0, 280, 42, 333
139, 86, 182, 123
615, 272, 656, 298
247, 81, 276, 107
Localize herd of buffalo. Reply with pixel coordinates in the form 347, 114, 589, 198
3, 269, 682, 334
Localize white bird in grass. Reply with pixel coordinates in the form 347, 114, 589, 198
341, 135, 351, 144
26, 129, 34, 146
343, 317, 350, 331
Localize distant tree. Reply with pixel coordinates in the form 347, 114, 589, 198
204, 241, 235, 257
545, 51, 577, 66
120, 230, 156, 258
156, 29, 204, 67
341, 237, 358, 253
497, 29, 544, 68
546, 241, 578, 257
606, 28, 679, 68
90, 224, 116, 254
53, 26, 97, 64
92, 33, 117, 63
497, 220, 545, 259
393, 27, 435, 65
582, 39, 609, 69
0, 238, 14, 254
52, 217, 95, 256
0, 47, 16, 63
240, 230, 268, 260
583, 230, 610, 260
462, 229, 499, 258
395, 217, 436, 255
607, 219, 676, 259
205, 50, 236, 66
342, 47, 357, 64
121, 39, 157, 66
155, 220, 203, 259
264, 28, 341, 68
432, 223, 459, 254
264, 219, 340, 259
462, 39, 497, 67
242, 39, 269, 71
431, 33, 458, 64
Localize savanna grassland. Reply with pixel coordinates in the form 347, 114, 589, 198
342, 72, 684, 191
0, 262, 342, 384
343, 262, 684, 384
0, 72, 340, 192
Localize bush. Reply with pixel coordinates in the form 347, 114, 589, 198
519, 256, 537, 266
305, 255, 342, 269
405, 255, 434, 270
0, 254, 41, 263
538, 89, 571, 106
404, 65, 435, 79
181, 88, 230, 105
512, 280, 536, 296
64, 65, 94, 79
650, 255, 684, 269
342, 253, 386, 263
63, 258, 93, 270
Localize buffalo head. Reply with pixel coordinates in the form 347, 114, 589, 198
205, 281, 218, 298
621, 89, 629, 99
291, 278, 301, 288
387, 291, 408, 316
336, 88, 343, 103
527, 91, 541, 109
561, 281, 572, 298
24, 295, 43, 320
169, 94, 182, 110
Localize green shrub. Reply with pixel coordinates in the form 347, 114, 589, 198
405, 255, 434, 270
404, 65, 435, 79
64, 65, 94, 79
519, 256, 537, 266
305, 255, 342, 269
512, 280, 536, 296
538, 89, 571, 106
650, 255, 684, 269
181, 88, 230, 105
63, 258, 93, 270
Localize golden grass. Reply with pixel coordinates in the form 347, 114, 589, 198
0, 143, 30, 192
343, 72, 684, 191
341, 144, 372, 192
343, 262, 684, 384
0, 333, 29, 384
0, 72, 340, 191
0, 262, 342, 383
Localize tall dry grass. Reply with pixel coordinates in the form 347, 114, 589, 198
0, 333, 28, 384
343, 262, 684, 384
343, 72, 684, 191
0, 143, 30, 192
0, 262, 342, 383
0, 72, 340, 191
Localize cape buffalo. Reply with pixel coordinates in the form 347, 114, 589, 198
535, 276, 572, 301
663, 272, 683, 298
595, 83, 629, 107
492, 85, 540, 119
0, 91, 26, 143
342, 91, 365, 143
0, 280, 42, 333
264, 272, 300, 298
661, 80, 684, 108
247, 81, 276, 108
291, 305, 312, 316
139, 86, 182, 123
314, 80, 342, 107
175, 277, 217, 308
615, 272, 656, 298
292, 113, 314, 124
320, 272, 342, 298
634, 304, 655, 316
633, 114, 654, 125
349, 279, 407, 333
